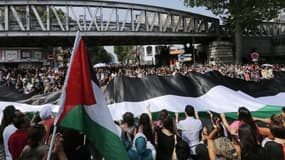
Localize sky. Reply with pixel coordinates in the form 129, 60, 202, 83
106, 0, 217, 18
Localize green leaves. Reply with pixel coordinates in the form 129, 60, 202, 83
88, 46, 112, 65
114, 46, 134, 64
184, 0, 285, 31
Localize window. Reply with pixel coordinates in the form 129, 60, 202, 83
146, 46, 152, 56
0, 50, 3, 60
155, 46, 161, 55
5, 50, 18, 60
33, 51, 42, 59
21, 50, 31, 59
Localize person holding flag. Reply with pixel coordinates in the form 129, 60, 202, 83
47, 31, 128, 160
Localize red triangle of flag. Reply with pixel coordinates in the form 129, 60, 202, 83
57, 38, 96, 124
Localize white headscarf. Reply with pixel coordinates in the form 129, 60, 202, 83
40, 105, 52, 120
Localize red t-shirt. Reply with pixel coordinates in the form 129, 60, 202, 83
8, 130, 28, 160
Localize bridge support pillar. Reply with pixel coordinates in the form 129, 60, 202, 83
208, 41, 233, 64
234, 23, 242, 64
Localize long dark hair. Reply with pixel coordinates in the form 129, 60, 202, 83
238, 123, 260, 160
238, 107, 258, 136
158, 109, 169, 121
139, 113, 154, 144
238, 107, 254, 123
0, 105, 16, 143
163, 116, 175, 134
1, 105, 16, 128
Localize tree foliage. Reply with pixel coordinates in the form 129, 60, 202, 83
184, 0, 285, 30
114, 46, 134, 64
88, 46, 112, 65
32, 6, 66, 23
184, 0, 285, 64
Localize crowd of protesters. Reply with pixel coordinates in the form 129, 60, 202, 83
120, 105, 285, 160
0, 63, 285, 159
1, 103, 285, 160
0, 105, 93, 160
95, 63, 285, 85
0, 67, 66, 95
0, 63, 284, 94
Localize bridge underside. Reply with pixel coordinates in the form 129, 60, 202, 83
0, 32, 218, 47
0, 1, 220, 47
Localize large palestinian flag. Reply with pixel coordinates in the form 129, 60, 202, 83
53, 32, 128, 160
105, 71, 285, 120
0, 71, 285, 121
0, 71, 284, 122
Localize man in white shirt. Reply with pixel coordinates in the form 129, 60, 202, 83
177, 105, 202, 157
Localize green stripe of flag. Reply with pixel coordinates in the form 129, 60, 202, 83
60, 106, 128, 160
149, 105, 283, 121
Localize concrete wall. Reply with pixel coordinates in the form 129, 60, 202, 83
273, 44, 285, 56
242, 37, 272, 57
208, 41, 233, 64
242, 37, 285, 63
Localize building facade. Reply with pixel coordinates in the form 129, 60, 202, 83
138, 45, 162, 65
0, 48, 48, 69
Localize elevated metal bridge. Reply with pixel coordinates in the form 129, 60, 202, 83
221, 22, 285, 38
0, 0, 220, 46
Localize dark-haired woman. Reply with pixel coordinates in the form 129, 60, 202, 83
20, 124, 49, 160
220, 107, 263, 160
139, 113, 155, 145
156, 116, 175, 160
146, 106, 169, 146
238, 123, 264, 160
229, 107, 257, 132
221, 107, 259, 143
1, 105, 17, 160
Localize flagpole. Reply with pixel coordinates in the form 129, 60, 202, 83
47, 125, 57, 160
47, 31, 82, 160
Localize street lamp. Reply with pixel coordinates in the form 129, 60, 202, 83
186, 43, 190, 48
186, 41, 195, 64
185, 43, 189, 61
